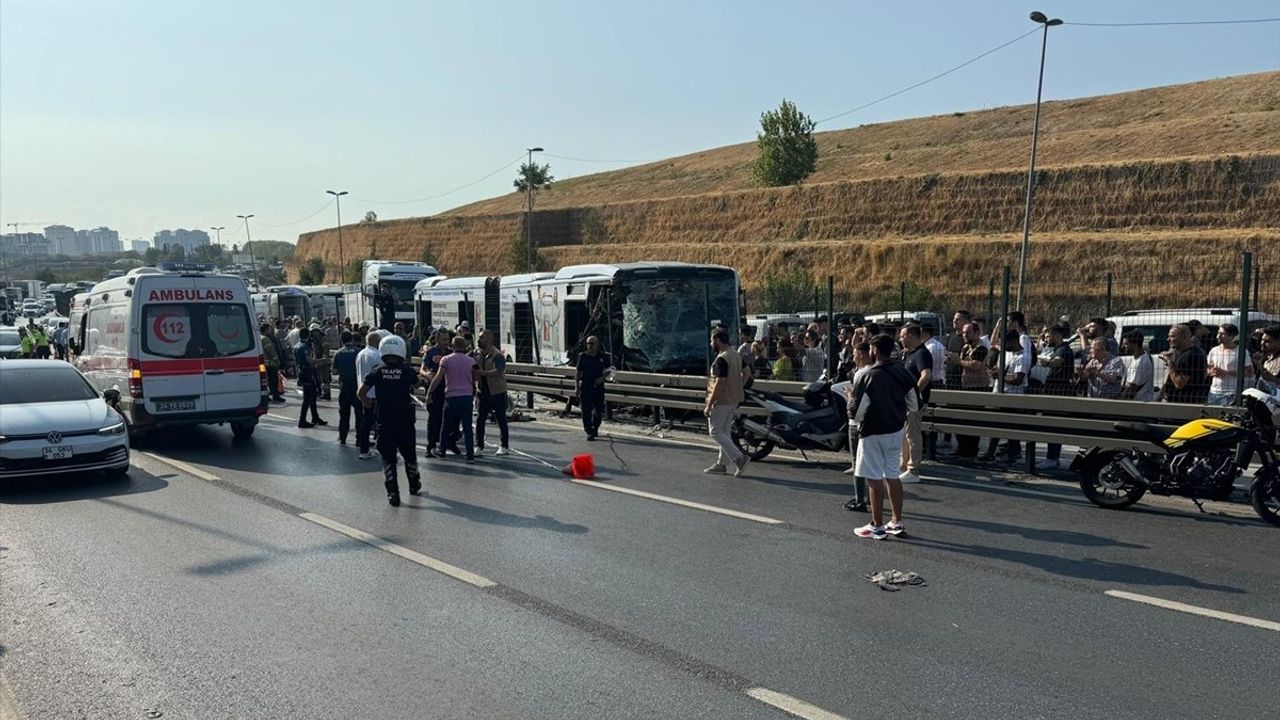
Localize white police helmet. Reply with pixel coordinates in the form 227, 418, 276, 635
378, 334, 407, 360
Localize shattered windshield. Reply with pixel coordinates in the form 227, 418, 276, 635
617, 275, 737, 374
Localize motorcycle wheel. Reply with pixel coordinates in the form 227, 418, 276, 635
1079, 450, 1147, 509
731, 421, 774, 461
1250, 468, 1280, 528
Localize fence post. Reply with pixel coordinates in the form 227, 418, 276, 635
1236, 252, 1253, 406
826, 276, 836, 377
899, 281, 906, 323
998, 267, 1010, 394
1105, 272, 1113, 317
813, 285, 820, 322
987, 278, 995, 332
1253, 264, 1261, 311
703, 283, 712, 370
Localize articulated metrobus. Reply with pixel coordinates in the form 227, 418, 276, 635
414, 262, 741, 375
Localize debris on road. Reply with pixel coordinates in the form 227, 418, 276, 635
864, 570, 927, 591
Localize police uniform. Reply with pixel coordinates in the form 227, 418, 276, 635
363, 345, 421, 504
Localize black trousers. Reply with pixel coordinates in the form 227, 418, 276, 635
299, 384, 320, 424
267, 367, 283, 400
357, 399, 376, 453
476, 392, 509, 449
580, 387, 605, 437
338, 385, 364, 443
378, 424, 421, 495
426, 387, 444, 450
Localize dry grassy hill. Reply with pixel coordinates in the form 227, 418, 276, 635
294, 72, 1280, 322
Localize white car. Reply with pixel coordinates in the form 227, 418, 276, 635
0, 360, 130, 479
0, 327, 22, 359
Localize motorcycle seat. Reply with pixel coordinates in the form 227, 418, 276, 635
1114, 421, 1174, 443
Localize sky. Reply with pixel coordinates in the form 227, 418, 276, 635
1, 0, 1277, 245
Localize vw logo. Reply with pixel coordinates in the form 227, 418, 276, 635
46, 431, 63, 444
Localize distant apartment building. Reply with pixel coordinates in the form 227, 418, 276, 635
153, 228, 211, 255
77, 226, 122, 255
130, 239, 151, 254
44, 224, 78, 255
0, 232, 50, 259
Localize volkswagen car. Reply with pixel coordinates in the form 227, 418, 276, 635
0, 360, 130, 479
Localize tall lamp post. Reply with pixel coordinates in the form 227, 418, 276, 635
1015, 10, 1063, 310
237, 214, 261, 289
326, 190, 348, 286
524, 146, 543, 272
210, 226, 226, 270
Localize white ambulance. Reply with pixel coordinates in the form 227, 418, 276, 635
75, 263, 267, 439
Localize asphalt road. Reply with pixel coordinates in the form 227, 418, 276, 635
2, 397, 1277, 719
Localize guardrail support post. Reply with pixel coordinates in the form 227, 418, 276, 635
1236, 252, 1253, 406
826, 275, 835, 378
1105, 272, 1113, 317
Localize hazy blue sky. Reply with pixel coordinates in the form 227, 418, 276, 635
2, 0, 1277, 244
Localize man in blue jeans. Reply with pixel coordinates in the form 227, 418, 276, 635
427, 336, 477, 462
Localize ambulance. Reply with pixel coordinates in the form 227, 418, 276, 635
75, 263, 267, 439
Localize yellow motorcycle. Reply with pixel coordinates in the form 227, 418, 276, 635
1072, 388, 1280, 526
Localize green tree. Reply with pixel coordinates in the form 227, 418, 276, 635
870, 280, 938, 314
36, 267, 57, 284
760, 267, 814, 313
362, 211, 378, 223
513, 162, 554, 194
346, 259, 364, 284
297, 257, 327, 285
510, 234, 538, 273
752, 99, 818, 187
144, 247, 161, 265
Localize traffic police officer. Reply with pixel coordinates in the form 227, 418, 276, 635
358, 334, 422, 506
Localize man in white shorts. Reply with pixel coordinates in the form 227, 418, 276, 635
849, 333, 920, 540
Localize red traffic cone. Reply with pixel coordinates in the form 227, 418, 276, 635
563, 453, 595, 480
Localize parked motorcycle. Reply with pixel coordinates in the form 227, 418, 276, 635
730, 381, 849, 461
1071, 387, 1280, 526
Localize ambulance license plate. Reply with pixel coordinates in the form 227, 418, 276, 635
154, 399, 196, 412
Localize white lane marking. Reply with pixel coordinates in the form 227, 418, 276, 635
138, 451, 220, 482
265, 413, 295, 423
298, 512, 496, 588
746, 687, 849, 720
0, 670, 22, 720
1105, 590, 1280, 632
571, 479, 782, 525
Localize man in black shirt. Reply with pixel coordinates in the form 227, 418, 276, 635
374, 283, 397, 332
1162, 324, 1209, 404
575, 336, 612, 440
898, 324, 931, 483
358, 334, 422, 506
851, 333, 918, 540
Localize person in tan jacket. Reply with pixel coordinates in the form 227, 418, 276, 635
704, 328, 751, 478
473, 330, 510, 456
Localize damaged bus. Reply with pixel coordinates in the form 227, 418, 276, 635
414, 262, 740, 375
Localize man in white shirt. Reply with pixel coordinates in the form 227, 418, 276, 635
1120, 330, 1155, 402
354, 330, 385, 459
1206, 323, 1250, 406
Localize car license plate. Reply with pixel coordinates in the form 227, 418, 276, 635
42, 445, 74, 460
154, 399, 197, 412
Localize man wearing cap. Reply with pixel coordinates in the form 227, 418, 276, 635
294, 326, 327, 428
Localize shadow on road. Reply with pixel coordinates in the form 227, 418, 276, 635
909, 536, 1244, 594
911, 513, 1148, 549
405, 493, 588, 534
0, 471, 168, 505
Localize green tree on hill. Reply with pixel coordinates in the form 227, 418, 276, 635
298, 257, 327, 285
752, 99, 818, 187
514, 162, 554, 194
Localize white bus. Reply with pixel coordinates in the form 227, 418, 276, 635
261, 285, 314, 323
414, 262, 741, 374
344, 260, 438, 332
300, 284, 347, 321
74, 263, 267, 439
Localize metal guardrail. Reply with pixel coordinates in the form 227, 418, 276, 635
504, 363, 1267, 469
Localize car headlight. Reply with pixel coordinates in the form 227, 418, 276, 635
97, 421, 127, 436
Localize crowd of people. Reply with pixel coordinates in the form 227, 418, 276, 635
10, 320, 71, 360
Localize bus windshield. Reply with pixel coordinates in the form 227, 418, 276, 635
382, 279, 422, 314
616, 273, 738, 374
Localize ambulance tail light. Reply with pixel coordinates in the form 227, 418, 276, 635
258, 355, 268, 396
128, 358, 144, 399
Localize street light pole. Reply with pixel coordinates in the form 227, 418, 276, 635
237, 214, 260, 289
326, 190, 348, 286
524, 147, 544, 272
210, 226, 226, 270
1015, 10, 1063, 310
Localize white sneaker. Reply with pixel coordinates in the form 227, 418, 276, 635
733, 456, 749, 478
495, 447, 510, 456
703, 464, 727, 474
357, 451, 376, 460
1035, 458, 1060, 471
854, 523, 886, 540
898, 471, 921, 484
843, 466, 856, 475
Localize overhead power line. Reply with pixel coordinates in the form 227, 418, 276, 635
352, 154, 526, 205
814, 27, 1041, 125
253, 199, 335, 228
1067, 18, 1279, 27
